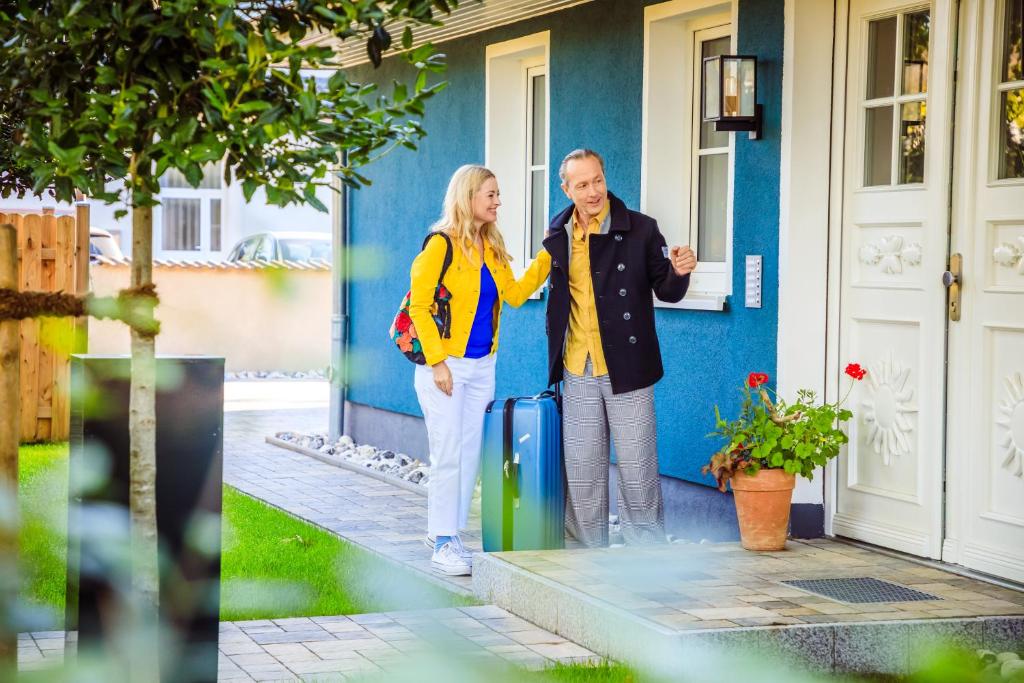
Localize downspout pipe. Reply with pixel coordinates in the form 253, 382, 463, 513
329, 158, 350, 441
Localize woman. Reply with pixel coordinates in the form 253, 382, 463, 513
409, 164, 550, 576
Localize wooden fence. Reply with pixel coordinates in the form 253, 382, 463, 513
0, 206, 89, 443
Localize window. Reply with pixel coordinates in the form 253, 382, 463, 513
486, 32, 550, 274
862, 10, 930, 187
998, 0, 1024, 180
157, 161, 226, 258
642, 2, 733, 308
693, 31, 731, 264
526, 65, 548, 258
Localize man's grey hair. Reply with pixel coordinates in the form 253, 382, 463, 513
558, 148, 605, 183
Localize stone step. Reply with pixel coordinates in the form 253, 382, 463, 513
472, 540, 1024, 676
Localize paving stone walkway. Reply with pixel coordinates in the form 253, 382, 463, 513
18, 606, 599, 681
221, 383, 477, 594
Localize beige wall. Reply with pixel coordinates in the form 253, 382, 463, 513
89, 262, 331, 372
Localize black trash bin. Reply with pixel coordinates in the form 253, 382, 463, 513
66, 355, 224, 683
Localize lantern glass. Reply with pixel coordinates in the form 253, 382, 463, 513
722, 56, 756, 118
703, 56, 721, 120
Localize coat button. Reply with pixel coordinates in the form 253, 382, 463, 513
628, 336, 637, 344
617, 263, 625, 271
619, 288, 627, 296
614, 234, 623, 242
623, 312, 631, 321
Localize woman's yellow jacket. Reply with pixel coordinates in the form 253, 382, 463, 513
408, 233, 551, 366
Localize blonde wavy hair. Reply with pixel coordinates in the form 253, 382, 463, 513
430, 164, 513, 267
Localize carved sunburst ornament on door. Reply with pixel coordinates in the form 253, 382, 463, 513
992, 236, 1024, 275
996, 372, 1024, 478
861, 353, 916, 465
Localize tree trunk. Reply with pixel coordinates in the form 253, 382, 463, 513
0, 224, 19, 662
128, 194, 159, 680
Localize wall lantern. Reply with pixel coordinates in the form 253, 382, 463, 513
702, 55, 762, 140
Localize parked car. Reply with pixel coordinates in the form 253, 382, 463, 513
225, 231, 332, 263
89, 227, 125, 261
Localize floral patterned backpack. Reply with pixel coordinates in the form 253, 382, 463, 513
389, 232, 454, 365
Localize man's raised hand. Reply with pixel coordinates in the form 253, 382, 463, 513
670, 245, 697, 276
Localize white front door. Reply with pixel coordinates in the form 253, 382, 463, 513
944, 0, 1024, 582
832, 0, 957, 558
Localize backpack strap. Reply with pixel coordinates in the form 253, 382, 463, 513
422, 232, 454, 287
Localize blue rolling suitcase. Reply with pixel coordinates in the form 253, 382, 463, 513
481, 391, 565, 552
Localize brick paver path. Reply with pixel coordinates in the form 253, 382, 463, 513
18, 606, 599, 681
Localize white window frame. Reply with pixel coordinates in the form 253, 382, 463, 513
485, 31, 550, 280
155, 163, 227, 260
524, 63, 549, 262
641, 0, 736, 311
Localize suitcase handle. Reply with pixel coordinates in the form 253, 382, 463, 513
532, 383, 563, 414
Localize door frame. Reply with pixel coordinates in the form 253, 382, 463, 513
824, 0, 961, 556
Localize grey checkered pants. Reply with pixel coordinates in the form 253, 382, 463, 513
562, 359, 665, 547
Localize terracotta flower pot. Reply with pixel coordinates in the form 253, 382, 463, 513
729, 468, 796, 551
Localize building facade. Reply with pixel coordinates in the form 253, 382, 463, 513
334, 0, 1024, 583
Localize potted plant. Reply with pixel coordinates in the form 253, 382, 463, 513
702, 364, 866, 551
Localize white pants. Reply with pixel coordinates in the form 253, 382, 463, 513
414, 354, 496, 536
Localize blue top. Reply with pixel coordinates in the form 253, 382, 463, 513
464, 265, 498, 359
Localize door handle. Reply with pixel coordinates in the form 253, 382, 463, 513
942, 253, 962, 322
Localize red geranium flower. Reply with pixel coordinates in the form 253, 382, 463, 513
845, 363, 866, 380
394, 311, 412, 333
747, 372, 769, 388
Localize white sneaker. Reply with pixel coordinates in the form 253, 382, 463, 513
431, 541, 471, 576
451, 536, 473, 563
423, 534, 436, 549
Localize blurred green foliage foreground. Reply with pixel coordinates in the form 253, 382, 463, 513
18, 443, 471, 628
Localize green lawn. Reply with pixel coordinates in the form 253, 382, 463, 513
18, 443, 471, 627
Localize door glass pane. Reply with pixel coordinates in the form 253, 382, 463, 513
162, 198, 201, 251
902, 10, 929, 95
899, 101, 927, 184
867, 17, 898, 99
210, 198, 222, 252
865, 105, 895, 186
1004, 0, 1023, 83
999, 89, 1024, 179
531, 74, 546, 165
697, 153, 728, 262
529, 170, 546, 258
700, 36, 732, 149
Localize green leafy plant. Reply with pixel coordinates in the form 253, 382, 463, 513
702, 365, 865, 491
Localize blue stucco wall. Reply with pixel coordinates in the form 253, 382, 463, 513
345, 0, 783, 486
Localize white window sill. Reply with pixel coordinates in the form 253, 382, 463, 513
655, 292, 728, 311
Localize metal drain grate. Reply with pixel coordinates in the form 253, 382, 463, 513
782, 578, 942, 603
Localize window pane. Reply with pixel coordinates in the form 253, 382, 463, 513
999, 88, 1024, 179
697, 153, 728, 263
1004, 0, 1023, 83
210, 198, 221, 251
902, 11, 929, 95
898, 101, 926, 184
867, 17, 897, 99
160, 161, 223, 189
162, 198, 201, 251
529, 170, 546, 258
864, 105, 895, 186
700, 36, 731, 149
531, 74, 546, 165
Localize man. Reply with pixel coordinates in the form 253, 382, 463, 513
542, 149, 696, 547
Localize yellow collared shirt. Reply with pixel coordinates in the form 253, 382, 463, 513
564, 202, 610, 377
